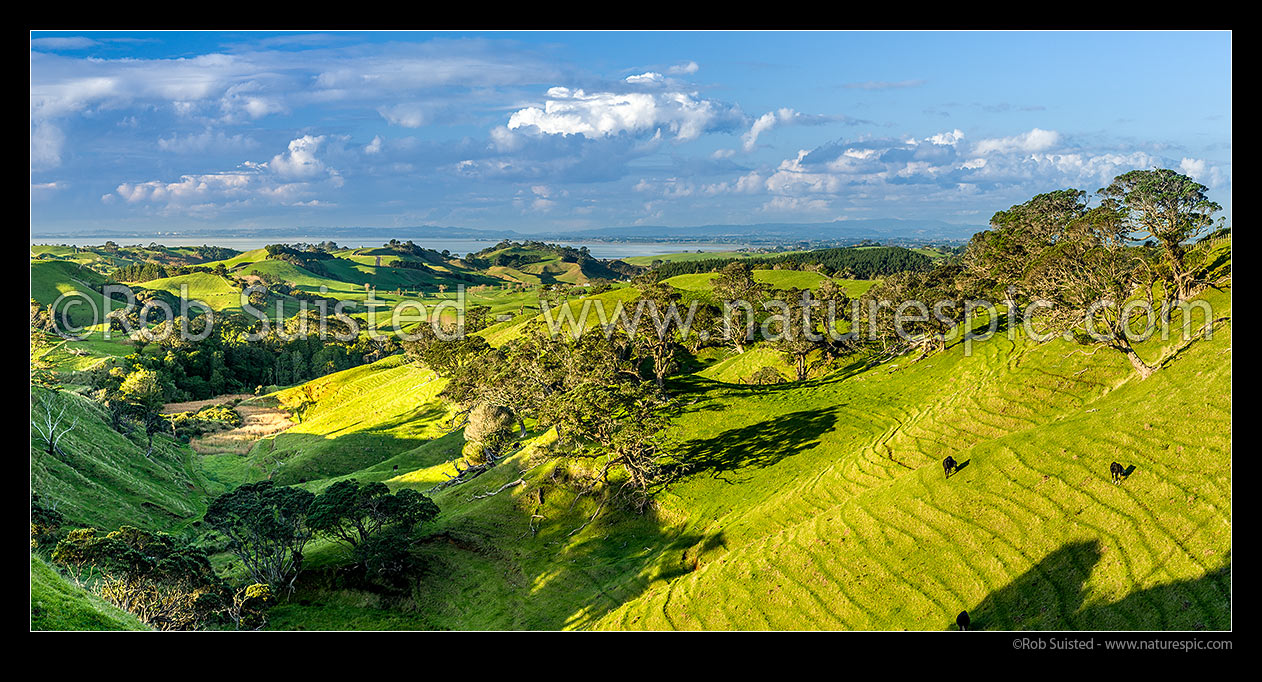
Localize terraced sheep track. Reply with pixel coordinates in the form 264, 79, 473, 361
587, 293, 1231, 631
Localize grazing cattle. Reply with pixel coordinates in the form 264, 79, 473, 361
957, 610, 970, 631
393, 465, 399, 472
943, 456, 958, 479
1110, 461, 1124, 485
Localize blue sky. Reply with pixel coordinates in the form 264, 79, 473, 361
30, 30, 1232, 234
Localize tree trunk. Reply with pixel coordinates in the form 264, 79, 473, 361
1161, 238, 1191, 304
1121, 345, 1155, 379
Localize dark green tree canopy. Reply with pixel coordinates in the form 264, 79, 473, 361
1098, 168, 1221, 300
204, 480, 315, 590
307, 479, 439, 550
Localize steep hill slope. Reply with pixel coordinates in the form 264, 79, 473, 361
31, 555, 148, 631
233, 355, 455, 486
260, 281, 1230, 630
30, 387, 210, 533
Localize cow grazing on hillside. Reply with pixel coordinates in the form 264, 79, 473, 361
1110, 461, 1125, 485
943, 456, 958, 479
957, 610, 970, 631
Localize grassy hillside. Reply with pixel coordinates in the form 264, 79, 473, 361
136, 272, 244, 313
31, 555, 148, 631
30, 386, 210, 533
34, 334, 134, 374
593, 294, 1230, 629
30, 260, 112, 327
254, 276, 1230, 630
227, 355, 455, 487
662, 270, 875, 296
30, 238, 1230, 631
623, 250, 803, 266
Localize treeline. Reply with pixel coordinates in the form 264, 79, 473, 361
864, 168, 1227, 375
111, 262, 171, 283
472, 240, 594, 266
264, 244, 336, 276
98, 243, 240, 265
74, 313, 396, 404
392, 259, 437, 273
382, 240, 448, 263
111, 262, 234, 283
650, 246, 933, 280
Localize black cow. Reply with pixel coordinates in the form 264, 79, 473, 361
1110, 461, 1124, 485
943, 456, 958, 479
956, 610, 970, 631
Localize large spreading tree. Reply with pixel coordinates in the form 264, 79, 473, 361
204, 481, 315, 591
307, 479, 438, 552
1098, 168, 1221, 303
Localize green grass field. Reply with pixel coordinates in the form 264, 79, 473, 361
623, 250, 807, 266
30, 555, 148, 631
30, 240, 1231, 631
30, 386, 212, 533
251, 278, 1232, 630
136, 272, 245, 313
662, 270, 874, 296
234, 355, 455, 487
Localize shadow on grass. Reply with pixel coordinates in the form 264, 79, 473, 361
255, 402, 449, 485
959, 540, 1231, 631
668, 406, 841, 483
948, 459, 971, 478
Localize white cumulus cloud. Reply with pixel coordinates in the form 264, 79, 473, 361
506, 86, 743, 142
973, 128, 1060, 155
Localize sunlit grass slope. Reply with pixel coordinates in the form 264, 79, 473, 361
136, 272, 245, 312
590, 287, 1230, 630
623, 250, 807, 266
662, 270, 875, 297
258, 276, 1229, 630
30, 260, 112, 327
237, 355, 454, 486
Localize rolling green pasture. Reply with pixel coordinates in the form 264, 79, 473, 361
31, 240, 1231, 631
260, 279, 1231, 630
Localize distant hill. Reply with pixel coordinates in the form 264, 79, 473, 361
32, 218, 984, 247
545, 219, 984, 244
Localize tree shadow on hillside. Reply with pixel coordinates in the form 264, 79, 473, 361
526, 524, 731, 630
258, 402, 449, 485
944, 310, 1016, 353
666, 406, 841, 484
958, 540, 1231, 631
354, 480, 734, 630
